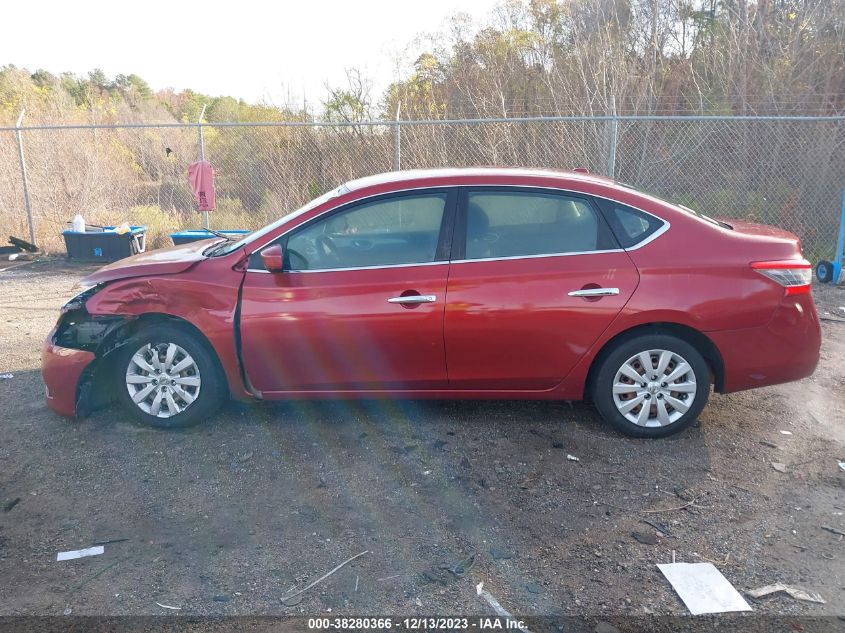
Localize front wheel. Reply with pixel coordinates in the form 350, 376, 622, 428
114, 323, 226, 428
591, 334, 710, 438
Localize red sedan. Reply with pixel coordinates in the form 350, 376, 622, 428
42, 168, 820, 437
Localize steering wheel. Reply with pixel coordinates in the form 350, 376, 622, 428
316, 234, 340, 266
285, 247, 308, 271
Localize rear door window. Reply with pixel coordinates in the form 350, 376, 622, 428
461, 190, 615, 260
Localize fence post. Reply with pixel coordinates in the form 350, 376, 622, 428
393, 103, 401, 171
197, 104, 208, 229
834, 187, 845, 283
606, 96, 618, 179
197, 104, 207, 161
14, 109, 36, 246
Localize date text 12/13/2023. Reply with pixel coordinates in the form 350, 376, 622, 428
307, 617, 527, 630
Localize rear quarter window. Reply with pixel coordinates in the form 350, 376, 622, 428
596, 199, 664, 248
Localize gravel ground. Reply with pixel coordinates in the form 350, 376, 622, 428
0, 259, 843, 626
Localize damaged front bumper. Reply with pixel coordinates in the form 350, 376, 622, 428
42, 330, 96, 417
42, 304, 129, 418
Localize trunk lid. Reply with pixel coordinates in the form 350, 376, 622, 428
717, 219, 805, 261
719, 219, 802, 246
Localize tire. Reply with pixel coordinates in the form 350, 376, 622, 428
113, 323, 226, 429
816, 260, 833, 283
591, 333, 710, 438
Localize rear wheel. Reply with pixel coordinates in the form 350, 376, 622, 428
114, 323, 225, 428
592, 334, 710, 438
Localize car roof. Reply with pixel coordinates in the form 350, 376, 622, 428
344, 167, 618, 192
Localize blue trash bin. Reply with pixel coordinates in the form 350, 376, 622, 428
63, 225, 147, 262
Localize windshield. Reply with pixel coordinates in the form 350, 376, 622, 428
207, 184, 351, 257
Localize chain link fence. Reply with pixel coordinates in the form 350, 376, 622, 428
1, 116, 843, 260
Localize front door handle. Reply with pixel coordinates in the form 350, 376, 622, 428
388, 294, 437, 304
567, 287, 620, 297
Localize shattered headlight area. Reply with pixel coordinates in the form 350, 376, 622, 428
55, 285, 127, 352
54, 313, 125, 351
60, 284, 102, 314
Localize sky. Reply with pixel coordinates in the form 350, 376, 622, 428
3, 0, 500, 107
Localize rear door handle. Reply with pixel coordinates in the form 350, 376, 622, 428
387, 294, 437, 304
568, 287, 620, 297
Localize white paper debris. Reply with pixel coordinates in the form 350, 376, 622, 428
476, 582, 532, 633
779, 430, 793, 435
747, 583, 825, 604
56, 545, 104, 561
657, 562, 752, 615
155, 602, 182, 610
838, 462, 845, 472
566, 454, 580, 462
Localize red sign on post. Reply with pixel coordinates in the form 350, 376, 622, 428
188, 161, 216, 211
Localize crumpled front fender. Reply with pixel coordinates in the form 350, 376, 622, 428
82, 275, 251, 400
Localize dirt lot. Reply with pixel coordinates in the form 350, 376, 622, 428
0, 259, 843, 626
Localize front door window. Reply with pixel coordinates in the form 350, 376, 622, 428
285, 193, 448, 270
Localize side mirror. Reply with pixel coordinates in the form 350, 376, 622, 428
260, 244, 284, 273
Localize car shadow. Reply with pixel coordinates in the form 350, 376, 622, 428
227, 396, 702, 444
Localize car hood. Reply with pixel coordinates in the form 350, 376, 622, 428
80, 239, 219, 286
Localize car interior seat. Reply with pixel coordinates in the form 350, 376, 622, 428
466, 202, 493, 259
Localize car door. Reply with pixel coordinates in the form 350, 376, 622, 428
239, 189, 456, 394
444, 187, 640, 390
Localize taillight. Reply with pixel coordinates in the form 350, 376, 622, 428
751, 260, 812, 296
